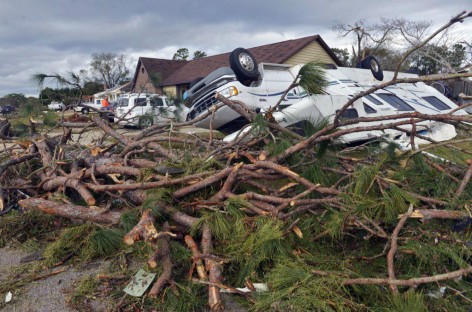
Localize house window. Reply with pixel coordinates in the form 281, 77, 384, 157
364, 94, 383, 105
336, 108, 359, 120
141, 67, 145, 73
376, 94, 415, 111
422, 96, 451, 110
363, 103, 377, 114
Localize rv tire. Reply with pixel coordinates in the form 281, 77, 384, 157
229, 48, 260, 86
360, 56, 384, 81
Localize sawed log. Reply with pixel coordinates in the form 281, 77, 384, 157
18, 198, 121, 225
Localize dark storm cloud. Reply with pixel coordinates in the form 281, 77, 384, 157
0, 0, 470, 95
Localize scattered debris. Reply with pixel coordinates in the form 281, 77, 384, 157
123, 269, 157, 297
5, 291, 12, 303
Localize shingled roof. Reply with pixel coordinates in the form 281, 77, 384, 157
134, 35, 342, 88
132, 57, 187, 87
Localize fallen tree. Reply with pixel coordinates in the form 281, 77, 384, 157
1, 11, 472, 311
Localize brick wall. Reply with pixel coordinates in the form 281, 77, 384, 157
133, 64, 162, 94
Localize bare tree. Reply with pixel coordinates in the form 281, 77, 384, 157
332, 18, 397, 65
89, 53, 133, 89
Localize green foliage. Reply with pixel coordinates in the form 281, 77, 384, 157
182, 156, 224, 175
120, 210, 140, 232
173, 48, 190, 61
83, 228, 125, 259
250, 113, 269, 136
397, 154, 459, 199
253, 259, 359, 311
157, 282, 207, 311
396, 232, 472, 279
43, 111, 59, 127
267, 138, 292, 157
321, 210, 347, 239
390, 292, 428, 312
297, 62, 328, 95
352, 163, 381, 196
301, 160, 340, 187
142, 188, 174, 219
0, 210, 60, 248
192, 50, 207, 60
18, 98, 43, 118
411, 43, 467, 75
42, 223, 124, 267
82, 81, 104, 96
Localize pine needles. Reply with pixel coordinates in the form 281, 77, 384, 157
42, 223, 125, 267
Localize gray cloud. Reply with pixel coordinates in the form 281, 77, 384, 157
0, 0, 470, 96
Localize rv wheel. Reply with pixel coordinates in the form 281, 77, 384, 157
81, 108, 89, 114
360, 56, 384, 81
229, 48, 260, 86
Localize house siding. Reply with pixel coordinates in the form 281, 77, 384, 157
163, 86, 177, 97
283, 42, 335, 65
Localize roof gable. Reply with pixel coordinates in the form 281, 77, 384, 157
132, 57, 187, 87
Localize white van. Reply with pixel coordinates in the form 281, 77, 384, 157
114, 93, 179, 127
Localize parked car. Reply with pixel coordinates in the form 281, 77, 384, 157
0, 105, 16, 115
47, 102, 66, 111
114, 93, 179, 127
73, 99, 103, 114
185, 48, 469, 148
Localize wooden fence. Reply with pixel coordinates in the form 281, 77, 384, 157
449, 80, 472, 98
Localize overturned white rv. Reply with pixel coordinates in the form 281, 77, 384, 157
184, 48, 469, 148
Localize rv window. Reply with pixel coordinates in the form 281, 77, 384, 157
150, 97, 164, 107
134, 98, 147, 106
376, 94, 415, 111
363, 103, 377, 114
336, 108, 359, 120
364, 94, 383, 105
422, 96, 451, 110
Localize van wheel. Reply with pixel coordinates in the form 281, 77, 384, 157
359, 56, 384, 81
81, 108, 89, 114
139, 116, 153, 128
229, 48, 260, 86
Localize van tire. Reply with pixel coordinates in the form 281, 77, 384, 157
139, 116, 153, 128
229, 48, 259, 86
359, 56, 384, 81
81, 108, 89, 114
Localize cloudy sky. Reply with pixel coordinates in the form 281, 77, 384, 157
0, 0, 471, 97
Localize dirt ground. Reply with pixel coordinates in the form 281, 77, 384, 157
0, 248, 244, 312
0, 248, 109, 312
